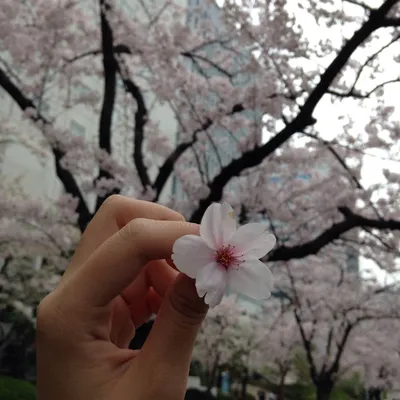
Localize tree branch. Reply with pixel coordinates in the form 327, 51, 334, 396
95, 0, 119, 211
62, 44, 130, 66
189, 0, 399, 223
116, 61, 150, 189
328, 78, 400, 98
328, 323, 353, 377
65, 43, 233, 79
152, 104, 245, 200
343, 0, 373, 11
181, 51, 233, 78
302, 131, 382, 220
268, 207, 400, 262
351, 34, 400, 93
382, 17, 400, 26
72, 34, 151, 191
294, 310, 318, 382
0, 68, 91, 232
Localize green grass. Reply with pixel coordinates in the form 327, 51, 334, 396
0, 376, 36, 400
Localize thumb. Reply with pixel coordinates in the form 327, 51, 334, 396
138, 273, 207, 381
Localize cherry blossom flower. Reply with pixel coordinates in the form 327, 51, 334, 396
172, 202, 276, 307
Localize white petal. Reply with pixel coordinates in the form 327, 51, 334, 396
220, 202, 236, 242
228, 259, 274, 300
246, 233, 276, 259
229, 223, 275, 258
172, 235, 214, 278
200, 203, 236, 249
195, 262, 228, 304
205, 288, 225, 308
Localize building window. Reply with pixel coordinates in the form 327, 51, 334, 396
296, 173, 312, 180
70, 120, 86, 137
270, 176, 280, 183
346, 247, 359, 274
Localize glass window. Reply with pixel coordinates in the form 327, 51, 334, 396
296, 173, 311, 180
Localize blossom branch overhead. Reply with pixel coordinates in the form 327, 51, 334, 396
269, 207, 400, 262
189, 0, 400, 222
0, 0, 399, 270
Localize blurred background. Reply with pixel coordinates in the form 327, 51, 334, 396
0, 0, 399, 399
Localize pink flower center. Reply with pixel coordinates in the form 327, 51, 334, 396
215, 245, 240, 269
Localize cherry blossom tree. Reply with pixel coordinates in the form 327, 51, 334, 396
0, 0, 398, 267
0, 175, 76, 365
273, 256, 400, 400
0, 181, 78, 378
346, 319, 400, 399
192, 295, 245, 392
1, 2, 400, 385
0, 180, 78, 314
192, 295, 268, 398
225, 313, 269, 400
256, 301, 303, 400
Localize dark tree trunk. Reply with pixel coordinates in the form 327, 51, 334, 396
216, 368, 222, 391
277, 370, 287, 400
241, 367, 249, 400
368, 388, 383, 400
206, 370, 213, 394
205, 356, 220, 394
206, 369, 215, 394
316, 382, 333, 400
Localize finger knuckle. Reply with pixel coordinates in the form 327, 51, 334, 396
125, 217, 148, 238
164, 207, 185, 222
36, 293, 61, 335
101, 194, 125, 211
118, 218, 150, 260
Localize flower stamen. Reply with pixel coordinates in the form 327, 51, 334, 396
216, 245, 241, 269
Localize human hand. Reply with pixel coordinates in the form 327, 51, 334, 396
36, 195, 208, 400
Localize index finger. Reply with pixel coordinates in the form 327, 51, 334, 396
64, 195, 184, 278
62, 219, 199, 307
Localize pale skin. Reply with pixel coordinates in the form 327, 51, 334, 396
36, 195, 208, 400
